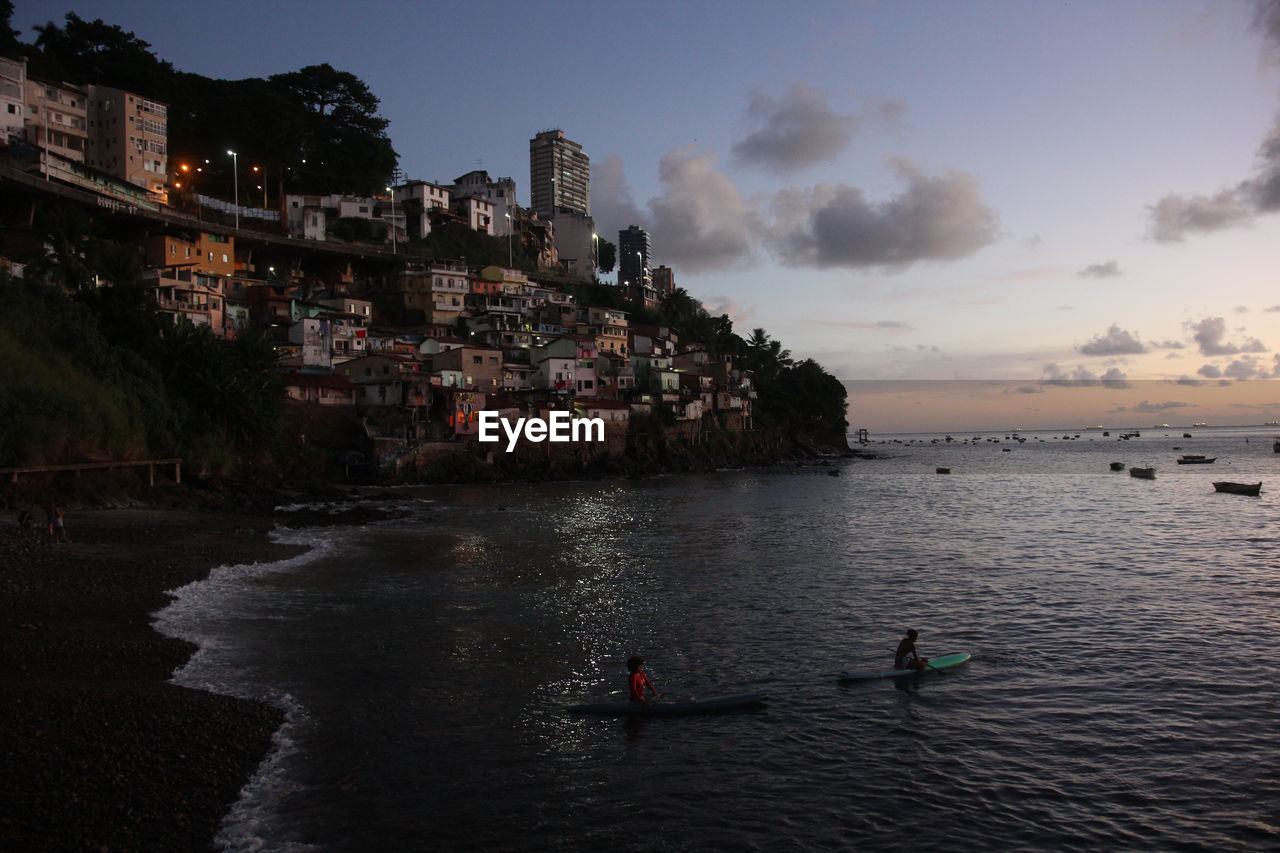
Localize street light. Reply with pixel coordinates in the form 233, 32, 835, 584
253, 165, 266, 208
387, 185, 397, 253
226, 149, 239, 229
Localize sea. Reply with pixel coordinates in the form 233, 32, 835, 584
154, 425, 1280, 852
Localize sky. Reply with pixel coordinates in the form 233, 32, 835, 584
12, 0, 1280, 432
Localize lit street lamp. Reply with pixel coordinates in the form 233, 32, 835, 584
387, 185, 397, 253
253, 165, 267, 208
226, 149, 239, 229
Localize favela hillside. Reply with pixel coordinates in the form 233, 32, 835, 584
0, 12, 850, 503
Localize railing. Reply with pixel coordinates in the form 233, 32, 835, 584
0, 458, 182, 485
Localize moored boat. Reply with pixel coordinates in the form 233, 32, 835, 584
1212, 481, 1262, 496
1110, 461, 1126, 471
1130, 466, 1156, 479
1177, 455, 1216, 464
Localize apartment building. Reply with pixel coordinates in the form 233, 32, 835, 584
0, 56, 24, 142
618, 225, 654, 308
452, 170, 518, 234
529, 129, 588, 218
24, 76, 88, 164
393, 180, 452, 241
86, 85, 168, 200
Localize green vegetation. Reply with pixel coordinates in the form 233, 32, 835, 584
0, 203, 286, 473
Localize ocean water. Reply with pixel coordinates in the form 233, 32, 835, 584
156, 426, 1280, 852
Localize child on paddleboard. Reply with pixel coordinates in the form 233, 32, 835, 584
895, 629, 929, 673
627, 655, 661, 705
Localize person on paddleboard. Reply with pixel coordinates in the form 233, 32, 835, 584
627, 655, 661, 705
895, 629, 929, 673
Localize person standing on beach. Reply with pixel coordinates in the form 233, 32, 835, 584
50, 506, 66, 542
627, 655, 661, 705
895, 629, 928, 673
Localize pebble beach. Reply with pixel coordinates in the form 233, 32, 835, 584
0, 505, 308, 851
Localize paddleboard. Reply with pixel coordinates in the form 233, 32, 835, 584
837, 652, 971, 682
567, 692, 768, 716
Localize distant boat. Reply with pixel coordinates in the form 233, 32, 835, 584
1110, 461, 1126, 471
1130, 466, 1156, 480
1193, 422, 1207, 428
1176, 455, 1216, 464
1213, 481, 1262, 496
1274, 440, 1280, 453
936, 467, 951, 474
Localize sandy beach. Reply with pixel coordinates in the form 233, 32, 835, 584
1, 503, 309, 851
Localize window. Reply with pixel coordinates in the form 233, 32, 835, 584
472, 355, 482, 365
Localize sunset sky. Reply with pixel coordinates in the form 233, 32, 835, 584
12, 0, 1280, 431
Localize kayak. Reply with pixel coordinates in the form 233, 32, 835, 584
837, 652, 971, 682
567, 693, 768, 716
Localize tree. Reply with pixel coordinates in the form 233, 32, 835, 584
0, 1, 23, 56
268, 64, 398, 194
596, 237, 616, 274
29, 13, 172, 94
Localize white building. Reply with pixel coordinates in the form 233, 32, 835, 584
0, 56, 25, 143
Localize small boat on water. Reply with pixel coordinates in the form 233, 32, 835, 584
1213, 481, 1262, 496
1110, 461, 1126, 471
1177, 455, 1216, 464
936, 467, 951, 474
1130, 466, 1156, 479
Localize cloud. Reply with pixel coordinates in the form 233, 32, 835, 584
1186, 316, 1266, 355
1223, 355, 1270, 379
646, 146, 754, 273
1147, 187, 1257, 242
1078, 324, 1147, 356
1100, 367, 1131, 388
1146, 4, 1280, 241
701, 296, 756, 329
1198, 363, 1224, 378
1128, 400, 1191, 414
1260, 0, 1280, 65
589, 153, 643, 240
762, 157, 999, 270
1077, 260, 1121, 279
732, 83, 859, 174
1042, 363, 1100, 385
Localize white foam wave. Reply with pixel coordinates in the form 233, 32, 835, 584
153, 526, 335, 852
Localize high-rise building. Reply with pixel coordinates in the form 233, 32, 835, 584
529, 129, 589, 218
618, 225, 656, 308
530, 129, 595, 279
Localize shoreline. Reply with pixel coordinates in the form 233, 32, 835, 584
0, 506, 308, 851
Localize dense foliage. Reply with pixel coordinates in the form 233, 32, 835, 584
0, 204, 285, 471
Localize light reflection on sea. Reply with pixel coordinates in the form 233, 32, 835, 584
161, 426, 1280, 852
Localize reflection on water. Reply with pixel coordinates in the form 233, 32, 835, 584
166, 428, 1280, 851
